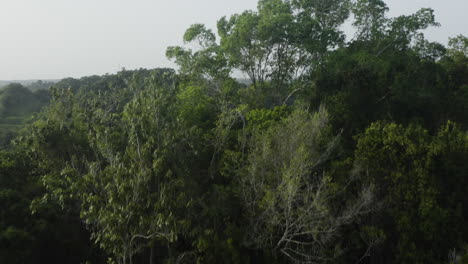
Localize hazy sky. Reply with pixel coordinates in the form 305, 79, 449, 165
0, 0, 466, 80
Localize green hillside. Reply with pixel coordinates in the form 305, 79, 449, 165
0, 79, 58, 90
0, 83, 50, 146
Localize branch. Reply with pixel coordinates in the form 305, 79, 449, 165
130, 231, 171, 244
282, 88, 303, 105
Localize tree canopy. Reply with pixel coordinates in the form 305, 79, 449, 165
1, 0, 468, 263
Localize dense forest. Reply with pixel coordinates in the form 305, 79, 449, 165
0, 81, 52, 147
1, 0, 468, 263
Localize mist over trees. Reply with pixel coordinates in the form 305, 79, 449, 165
1, 0, 468, 263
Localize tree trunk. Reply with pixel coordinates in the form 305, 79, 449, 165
149, 241, 154, 264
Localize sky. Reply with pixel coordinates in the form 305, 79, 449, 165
0, 0, 466, 80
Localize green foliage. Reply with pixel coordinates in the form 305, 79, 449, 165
183, 24, 216, 47
246, 105, 290, 130
176, 84, 217, 128
352, 0, 389, 41
23, 69, 187, 263
0, 149, 103, 264
238, 108, 373, 262
1, 1, 468, 264
309, 40, 468, 151
167, 25, 230, 80
447, 34, 468, 60
354, 121, 468, 263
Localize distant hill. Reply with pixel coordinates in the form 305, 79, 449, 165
0, 69, 170, 147
0, 83, 49, 116
0, 79, 60, 90
0, 83, 51, 146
